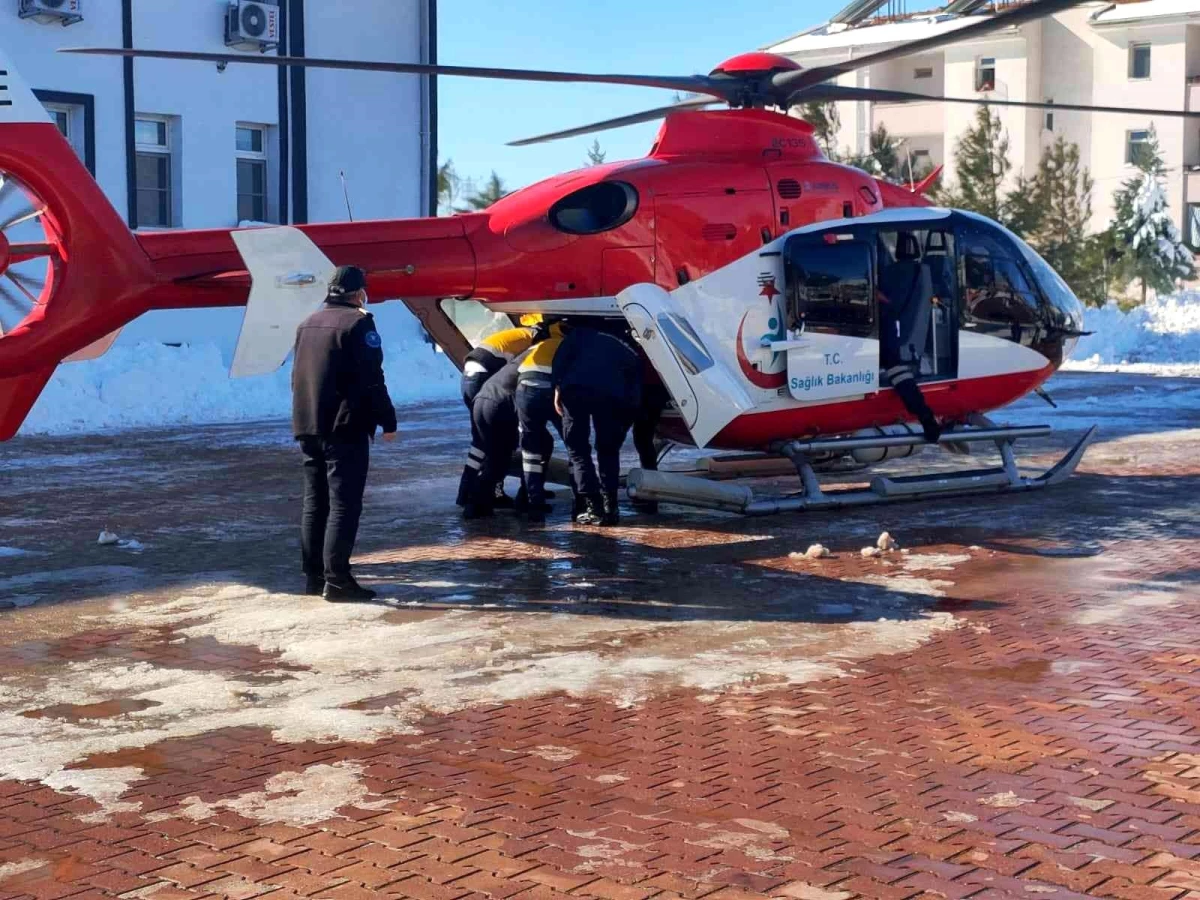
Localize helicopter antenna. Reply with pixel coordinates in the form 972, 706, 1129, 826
339, 170, 354, 222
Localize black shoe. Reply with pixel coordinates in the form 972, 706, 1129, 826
922, 418, 942, 444
526, 506, 546, 525
600, 492, 620, 527
492, 491, 516, 510
462, 502, 494, 520
575, 495, 605, 526
304, 575, 325, 596
323, 577, 376, 603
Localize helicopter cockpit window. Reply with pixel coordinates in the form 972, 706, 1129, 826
548, 182, 639, 235
785, 238, 874, 337
960, 230, 1041, 336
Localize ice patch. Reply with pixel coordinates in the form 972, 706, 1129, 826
0, 580, 958, 818
0, 547, 43, 559
901, 553, 971, 572
164, 761, 389, 826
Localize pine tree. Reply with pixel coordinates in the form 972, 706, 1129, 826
1109, 126, 1195, 303
801, 101, 840, 156
1029, 137, 1097, 304
586, 140, 606, 166
936, 105, 1011, 222
461, 171, 508, 210
1002, 172, 1046, 240
868, 124, 902, 182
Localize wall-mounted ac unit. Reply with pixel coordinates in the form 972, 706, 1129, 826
18, 0, 83, 26
224, 0, 280, 52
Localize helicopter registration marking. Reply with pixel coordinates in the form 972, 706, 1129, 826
775, 333, 880, 403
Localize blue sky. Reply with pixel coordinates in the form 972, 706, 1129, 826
437, 0, 845, 196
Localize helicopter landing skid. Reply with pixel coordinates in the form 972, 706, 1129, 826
625, 422, 1099, 516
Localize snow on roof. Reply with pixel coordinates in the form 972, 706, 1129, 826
765, 13, 997, 56
1091, 0, 1200, 24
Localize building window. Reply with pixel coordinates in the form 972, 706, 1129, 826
42, 101, 85, 162
1126, 129, 1151, 166
235, 124, 268, 223
135, 116, 174, 228
1129, 42, 1151, 80
976, 57, 995, 92
1180, 204, 1200, 247
914, 66, 934, 80
1044, 98, 1054, 132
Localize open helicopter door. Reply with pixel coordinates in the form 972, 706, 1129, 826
776, 232, 881, 402
617, 283, 757, 449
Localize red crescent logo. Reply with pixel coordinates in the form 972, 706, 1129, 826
736, 315, 787, 389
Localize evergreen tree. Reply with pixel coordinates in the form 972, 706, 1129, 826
801, 101, 840, 156
936, 105, 1011, 221
461, 171, 508, 211
586, 140, 607, 166
1109, 126, 1195, 303
1002, 172, 1046, 240
868, 124, 902, 182
1029, 137, 1097, 304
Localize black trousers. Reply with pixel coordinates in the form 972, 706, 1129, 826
632, 381, 670, 470
560, 388, 635, 499
515, 383, 561, 506
470, 397, 519, 508
299, 434, 370, 583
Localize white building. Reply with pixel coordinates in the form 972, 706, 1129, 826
4, 0, 436, 355
767, 0, 1200, 243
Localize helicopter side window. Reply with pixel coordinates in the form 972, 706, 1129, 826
784, 237, 874, 337
548, 181, 639, 235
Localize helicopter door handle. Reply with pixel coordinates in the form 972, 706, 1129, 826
277, 272, 317, 287
760, 227, 772, 244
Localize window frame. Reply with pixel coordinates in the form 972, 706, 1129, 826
32, 89, 95, 175
1129, 42, 1152, 81
134, 114, 175, 229
976, 57, 996, 93
235, 123, 270, 224
1125, 128, 1151, 166
913, 66, 934, 80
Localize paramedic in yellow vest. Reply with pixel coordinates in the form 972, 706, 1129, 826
515, 320, 572, 524
456, 315, 545, 508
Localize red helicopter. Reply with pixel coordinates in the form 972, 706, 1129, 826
1, 0, 1195, 512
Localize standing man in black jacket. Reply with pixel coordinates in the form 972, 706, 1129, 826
292, 265, 397, 602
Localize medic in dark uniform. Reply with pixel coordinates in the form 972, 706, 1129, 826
462, 349, 529, 520
456, 318, 546, 508
291, 265, 397, 602
876, 234, 941, 443
552, 322, 642, 527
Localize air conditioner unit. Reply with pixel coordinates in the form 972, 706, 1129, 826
18, 0, 83, 26
224, 0, 280, 52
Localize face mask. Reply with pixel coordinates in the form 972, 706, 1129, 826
359, 290, 369, 307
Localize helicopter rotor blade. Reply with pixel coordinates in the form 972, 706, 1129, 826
798, 83, 1200, 119
60, 47, 730, 100
507, 98, 718, 147
773, 0, 1088, 102
0, 282, 28, 323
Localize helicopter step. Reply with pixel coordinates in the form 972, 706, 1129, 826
625, 422, 1099, 516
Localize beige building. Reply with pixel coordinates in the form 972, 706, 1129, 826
766, 0, 1200, 243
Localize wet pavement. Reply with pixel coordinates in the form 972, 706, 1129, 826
0, 370, 1198, 900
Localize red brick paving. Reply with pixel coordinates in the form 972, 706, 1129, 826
3, 401, 1200, 899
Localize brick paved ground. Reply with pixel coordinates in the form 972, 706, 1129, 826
0, 371, 1197, 899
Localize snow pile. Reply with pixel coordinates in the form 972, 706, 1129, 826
20, 335, 458, 436
1066, 291, 1200, 373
